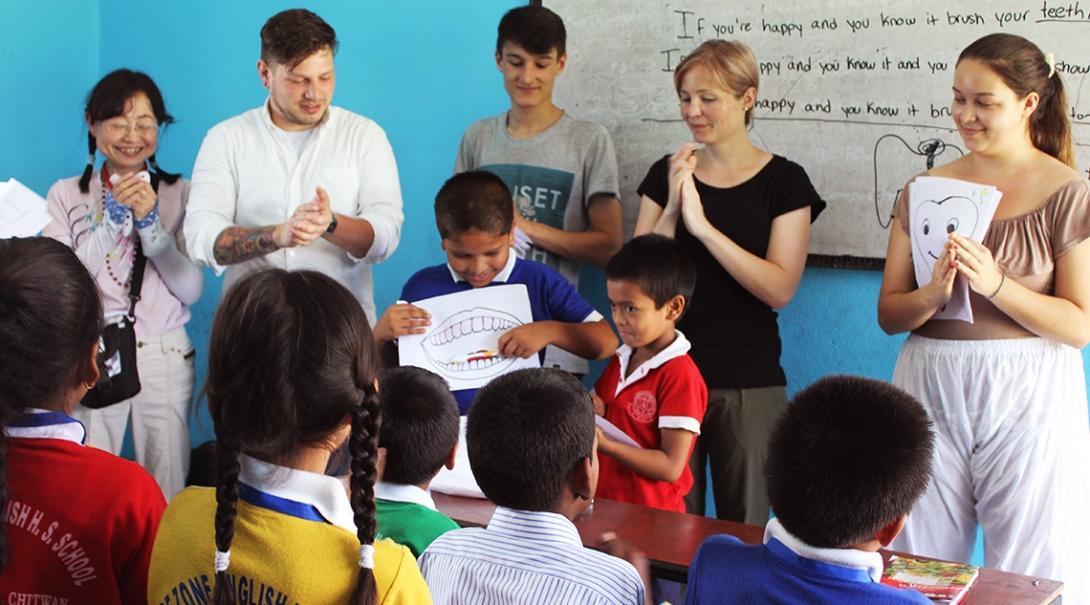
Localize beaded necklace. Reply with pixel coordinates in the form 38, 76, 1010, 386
100, 166, 132, 290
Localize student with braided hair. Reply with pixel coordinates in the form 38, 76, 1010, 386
147, 269, 430, 604
0, 237, 165, 604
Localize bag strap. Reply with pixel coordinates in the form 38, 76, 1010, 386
126, 236, 147, 322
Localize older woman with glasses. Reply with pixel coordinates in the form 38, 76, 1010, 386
43, 68, 202, 500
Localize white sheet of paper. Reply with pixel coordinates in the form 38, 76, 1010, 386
398, 284, 540, 390
512, 226, 533, 255
908, 177, 1002, 323
0, 178, 52, 238
595, 415, 642, 449
429, 416, 486, 499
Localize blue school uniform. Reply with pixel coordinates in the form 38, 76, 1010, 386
401, 251, 601, 413
684, 518, 931, 605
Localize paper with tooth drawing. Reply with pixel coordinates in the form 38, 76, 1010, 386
398, 284, 539, 390
0, 178, 52, 239
908, 176, 1001, 324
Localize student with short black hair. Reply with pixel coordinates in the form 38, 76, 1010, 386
683, 375, 935, 604
454, 5, 626, 377
374, 171, 617, 413
0, 237, 166, 604
419, 368, 647, 605
593, 234, 707, 512
374, 367, 460, 557
146, 270, 429, 605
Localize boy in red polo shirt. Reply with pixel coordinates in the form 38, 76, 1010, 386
594, 234, 707, 512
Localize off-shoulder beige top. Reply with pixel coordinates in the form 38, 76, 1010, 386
895, 178, 1090, 340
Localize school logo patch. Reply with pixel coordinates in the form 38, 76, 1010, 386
627, 390, 657, 424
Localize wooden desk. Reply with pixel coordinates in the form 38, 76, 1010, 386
433, 493, 1063, 605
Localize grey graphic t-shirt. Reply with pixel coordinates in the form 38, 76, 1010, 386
455, 112, 620, 284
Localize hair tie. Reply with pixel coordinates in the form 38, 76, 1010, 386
358, 543, 375, 570
214, 549, 231, 572
1044, 52, 1056, 78
86, 153, 96, 166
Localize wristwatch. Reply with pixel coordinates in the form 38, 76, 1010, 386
326, 213, 339, 234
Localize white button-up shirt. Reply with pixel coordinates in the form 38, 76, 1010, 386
419, 506, 646, 604
185, 101, 403, 322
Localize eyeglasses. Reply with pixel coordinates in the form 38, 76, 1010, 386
102, 119, 159, 137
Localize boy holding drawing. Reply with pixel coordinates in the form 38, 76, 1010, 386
374, 170, 616, 412
593, 234, 707, 512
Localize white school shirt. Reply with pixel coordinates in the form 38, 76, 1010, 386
185, 101, 403, 322
419, 506, 646, 605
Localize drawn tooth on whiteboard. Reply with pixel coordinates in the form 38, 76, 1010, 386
421, 307, 522, 381
872, 134, 964, 230
911, 195, 978, 302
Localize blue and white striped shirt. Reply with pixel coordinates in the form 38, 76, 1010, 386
419, 506, 646, 605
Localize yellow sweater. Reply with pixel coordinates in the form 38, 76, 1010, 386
148, 487, 432, 605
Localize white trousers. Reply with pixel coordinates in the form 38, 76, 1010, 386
72, 326, 193, 500
892, 335, 1090, 604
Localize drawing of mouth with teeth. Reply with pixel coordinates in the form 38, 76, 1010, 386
422, 307, 523, 381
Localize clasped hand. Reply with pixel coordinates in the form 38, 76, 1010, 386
111, 172, 157, 220
668, 143, 711, 237
949, 233, 1004, 298
925, 233, 1004, 309
274, 186, 334, 248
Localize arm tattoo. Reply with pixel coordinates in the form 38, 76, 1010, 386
212, 226, 281, 266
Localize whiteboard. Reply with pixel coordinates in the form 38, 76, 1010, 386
546, 0, 1090, 260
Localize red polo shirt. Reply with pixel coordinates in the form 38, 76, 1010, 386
594, 332, 707, 512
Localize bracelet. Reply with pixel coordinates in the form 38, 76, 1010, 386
987, 273, 1006, 299
133, 204, 160, 230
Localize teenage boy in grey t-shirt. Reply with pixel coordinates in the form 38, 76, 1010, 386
455, 5, 624, 375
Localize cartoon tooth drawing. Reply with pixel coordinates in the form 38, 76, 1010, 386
911, 195, 978, 284
421, 307, 523, 382
907, 177, 1001, 324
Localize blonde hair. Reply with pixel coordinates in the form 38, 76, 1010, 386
674, 40, 760, 126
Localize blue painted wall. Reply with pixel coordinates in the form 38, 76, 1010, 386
0, 1, 99, 194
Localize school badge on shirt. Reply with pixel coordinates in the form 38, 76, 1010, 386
627, 390, 657, 424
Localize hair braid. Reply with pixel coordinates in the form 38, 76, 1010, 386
148, 154, 181, 185
78, 133, 96, 193
348, 386, 381, 605
212, 438, 241, 605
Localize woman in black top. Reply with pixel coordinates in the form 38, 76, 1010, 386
635, 40, 825, 524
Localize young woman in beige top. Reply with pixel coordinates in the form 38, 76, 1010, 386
878, 34, 1089, 603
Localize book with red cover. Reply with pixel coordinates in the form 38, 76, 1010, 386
881, 555, 979, 604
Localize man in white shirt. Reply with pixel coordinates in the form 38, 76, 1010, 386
185, 9, 402, 322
